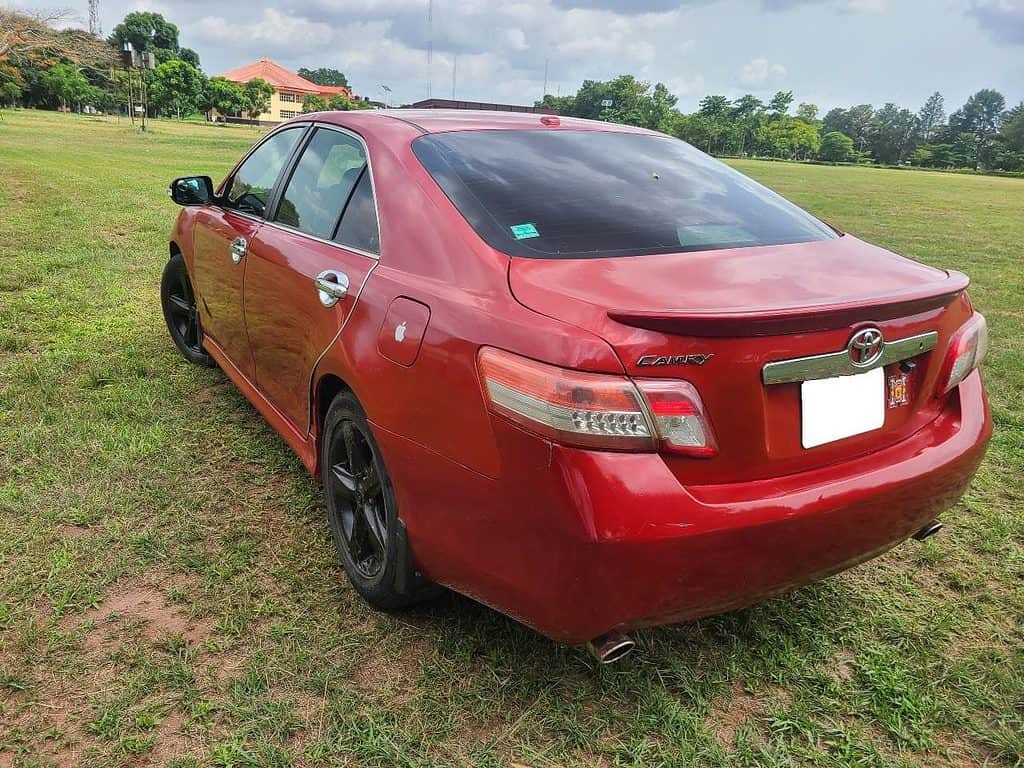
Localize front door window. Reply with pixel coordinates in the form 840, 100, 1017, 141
224, 127, 303, 217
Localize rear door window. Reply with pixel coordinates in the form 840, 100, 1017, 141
275, 128, 367, 239
334, 169, 379, 256
412, 129, 838, 259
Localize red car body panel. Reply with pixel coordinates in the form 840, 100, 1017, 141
169, 110, 992, 645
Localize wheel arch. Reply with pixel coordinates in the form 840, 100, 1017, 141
311, 371, 355, 477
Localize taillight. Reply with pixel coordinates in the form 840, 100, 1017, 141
477, 348, 716, 456
937, 313, 988, 395
635, 380, 718, 458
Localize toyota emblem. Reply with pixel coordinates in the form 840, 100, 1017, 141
848, 327, 885, 367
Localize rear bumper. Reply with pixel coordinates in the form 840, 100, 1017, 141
374, 372, 991, 645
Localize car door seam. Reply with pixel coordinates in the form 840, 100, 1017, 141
306, 259, 379, 436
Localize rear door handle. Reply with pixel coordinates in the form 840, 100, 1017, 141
315, 270, 350, 307
230, 237, 247, 264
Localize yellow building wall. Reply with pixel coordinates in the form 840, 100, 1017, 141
211, 88, 308, 124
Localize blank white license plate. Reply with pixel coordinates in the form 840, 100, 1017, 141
801, 367, 885, 448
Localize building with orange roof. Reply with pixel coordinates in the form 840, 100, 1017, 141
217, 57, 355, 124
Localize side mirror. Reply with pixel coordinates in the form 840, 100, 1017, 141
168, 175, 215, 206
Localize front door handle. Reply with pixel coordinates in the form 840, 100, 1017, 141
230, 236, 247, 264
315, 270, 350, 308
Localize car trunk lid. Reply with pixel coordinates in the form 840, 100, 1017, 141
508, 236, 972, 484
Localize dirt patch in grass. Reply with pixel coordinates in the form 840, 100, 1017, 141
352, 638, 427, 704
829, 648, 857, 683
71, 581, 214, 651
63, 577, 214, 655
706, 680, 763, 751
145, 708, 191, 766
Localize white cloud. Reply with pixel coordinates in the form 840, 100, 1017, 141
739, 57, 788, 86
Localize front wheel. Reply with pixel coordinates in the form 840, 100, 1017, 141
161, 252, 214, 366
321, 391, 438, 610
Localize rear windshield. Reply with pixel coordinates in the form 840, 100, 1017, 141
412, 129, 838, 259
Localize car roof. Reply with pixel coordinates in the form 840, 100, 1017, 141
311, 109, 659, 136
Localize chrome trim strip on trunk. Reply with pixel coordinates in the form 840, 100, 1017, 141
762, 331, 938, 385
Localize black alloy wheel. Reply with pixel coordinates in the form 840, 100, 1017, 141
321, 391, 438, 609
327, 418, 388, 579
161, 252, 213, 366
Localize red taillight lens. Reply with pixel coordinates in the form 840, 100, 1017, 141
937, 313, 988, 395
635, 379, 718, 457
477, 348, 717, 456
478, 347, 655, 451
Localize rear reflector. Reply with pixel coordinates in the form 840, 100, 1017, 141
477, 348, 717, 456
937, 313, 988, 395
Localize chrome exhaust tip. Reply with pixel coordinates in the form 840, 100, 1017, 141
913, 520, 943, 541
586, 630, 635, 664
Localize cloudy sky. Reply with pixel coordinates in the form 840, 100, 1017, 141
48, 0, 1024, 111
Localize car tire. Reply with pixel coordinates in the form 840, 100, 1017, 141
321, 391, 438, 610
161, 252, 214, 367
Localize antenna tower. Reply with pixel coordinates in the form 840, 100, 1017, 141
89, 0, 101, 36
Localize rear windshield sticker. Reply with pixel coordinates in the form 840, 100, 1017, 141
510, 223, 540, 240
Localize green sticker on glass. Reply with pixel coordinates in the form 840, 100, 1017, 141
510, 223, 540, 240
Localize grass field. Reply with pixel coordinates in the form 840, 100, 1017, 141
0, 109, 1022, 768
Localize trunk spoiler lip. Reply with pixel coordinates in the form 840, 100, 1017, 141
607, 270, 970, 338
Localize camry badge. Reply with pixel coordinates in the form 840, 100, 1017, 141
637, 354, 714, 368
848, 327, 884, 368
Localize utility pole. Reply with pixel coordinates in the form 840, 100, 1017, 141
542, 58, 548, 101
451, 55, 457, 100
426, 0, 433, 99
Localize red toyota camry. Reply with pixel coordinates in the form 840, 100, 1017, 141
164, 110, 991, 662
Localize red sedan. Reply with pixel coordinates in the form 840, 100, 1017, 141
164, 110, 991, 663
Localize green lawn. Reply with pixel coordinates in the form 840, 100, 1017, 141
1, 109, 1022, 768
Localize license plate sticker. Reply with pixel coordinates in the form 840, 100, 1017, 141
801, 367, 885, 449
888, 372, 910, 408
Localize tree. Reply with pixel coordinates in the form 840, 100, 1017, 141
732, 95, 764, 156
535, 93, 575, 114
698, 94, 731, 117
243, 78, 275, 122
819, 131, 855, 162
1000, 102, 1024, 151
646, 82, 677, 132
796, 102, 819, 122
298, 67, 349, 87
150, 60, 205, 119
951, 89, 1007, 168
868, 103, 918, 164
951, 132, 980, 168
788, 119, 821, 159
824, 104, 875, 155
107, 12, 179, 63
179, 47, 200, 68
916, 92, 945, 142
1, 8, 112, 67
202, 76, 245, 119
0, 78, 20, 108
768, 90, 794, 116
326, 93, 373, 111
40, 62, 91, 111
302, 94, 328, 113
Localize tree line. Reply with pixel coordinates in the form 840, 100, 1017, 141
0, 9, 368, 122
538, 76, 1024, 172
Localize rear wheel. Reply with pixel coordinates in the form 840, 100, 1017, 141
322, 391, 437, 609
161, 252, 213, 366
